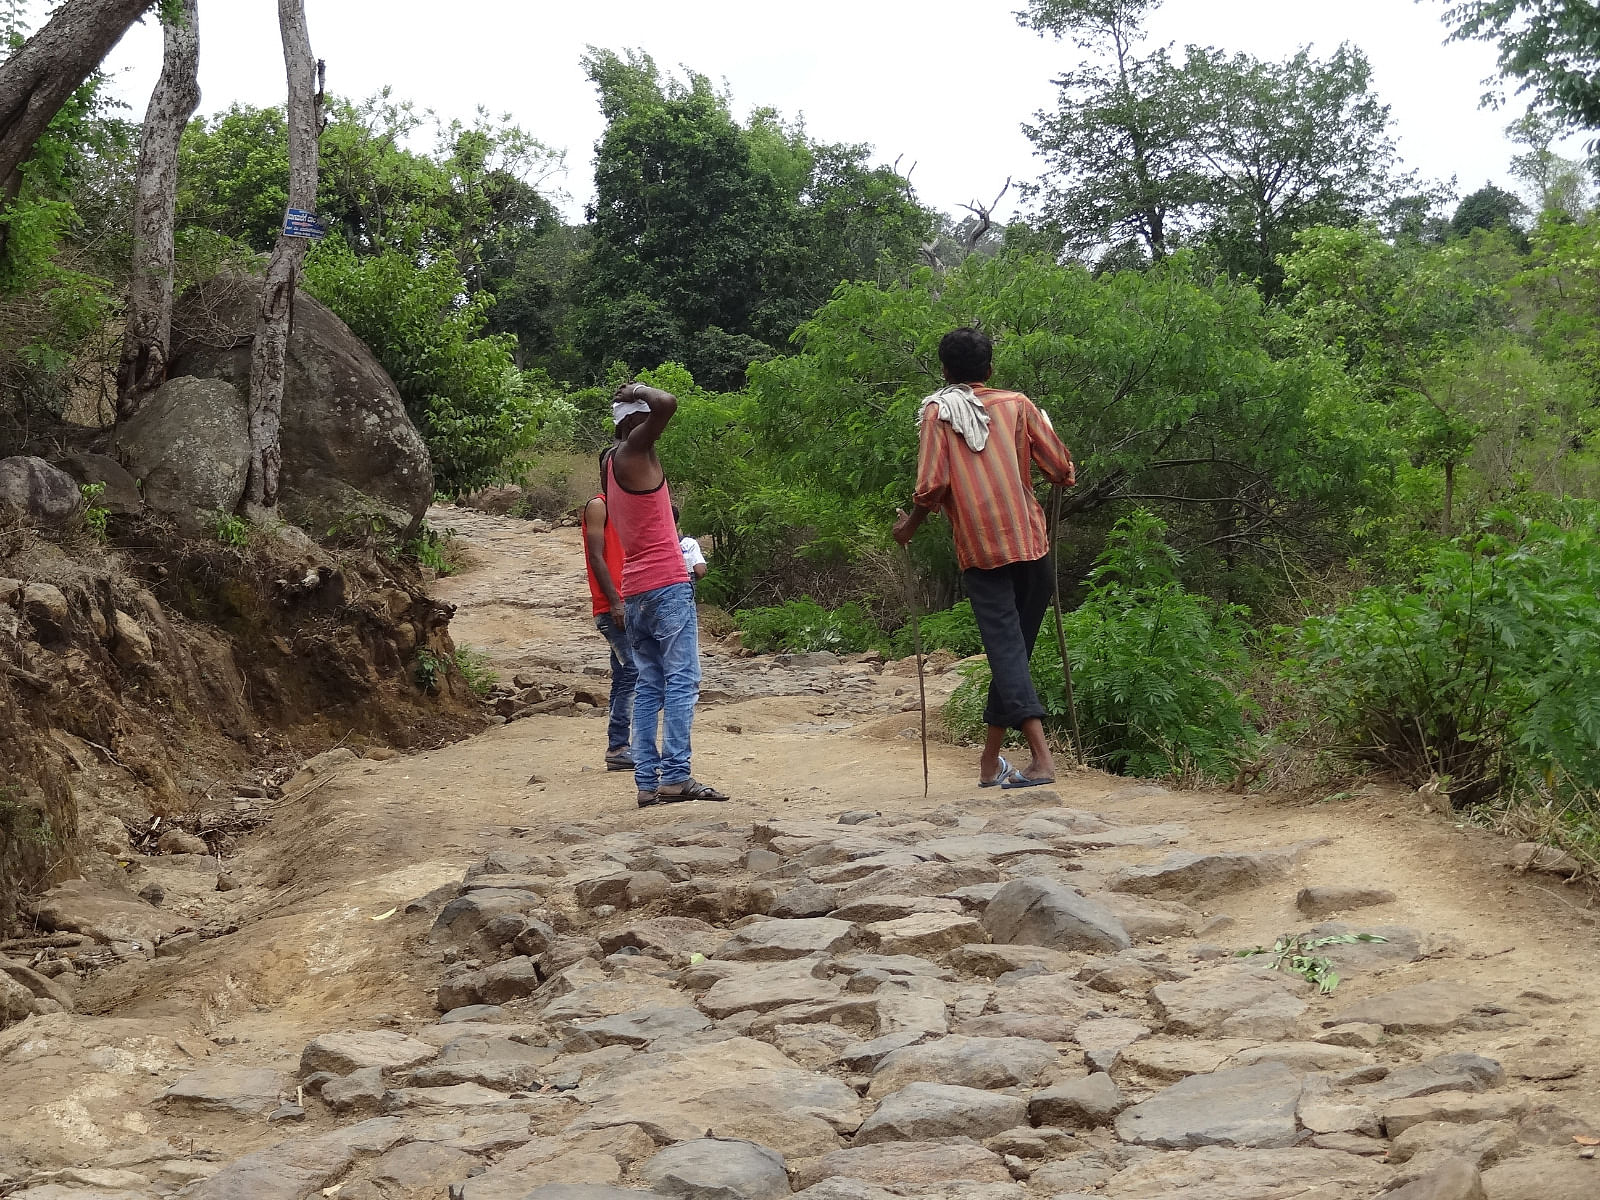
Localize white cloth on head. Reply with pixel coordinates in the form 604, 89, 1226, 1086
918, 383, 991, 453
613, 396, 651, 426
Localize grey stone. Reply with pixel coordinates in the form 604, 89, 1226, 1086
1294, 885, 1397, 918
1107, 845, 1314, 901
429, 889, 545, 951
369, 1141, 477, 1189
1480, 1154, 1599, 1200
0, 456, 81, 525
955, 1012, 1075, 1041
641, 1137, 791, 1200
981, 878, 1129, 953
1073, 1016, 1151, 1072
321, 1066, 386, 1114
831, 894, 963, 924
868, 1035, 1058, 1098
1367, 1054, 1506, 1101
857, 1082, 1027, 1144
863, 912, 986, 956
599, 916, 723, 960
1100, 1144, 1384, 1197
298, 1029, 437, 1076
52, 451, 142, 516
713, 918, 857, 962
698, 963, 842, 1018
0, 958, 74, 1012
116, 376, 250, 531
1329, 983, 1514, 1034
1389, 1120, 1520, 1168
949, 943, 1074, 977
1150, 963, 1308, 1038
575, 1005, 714, 1048
568, 1037, 862, 1160
188, 1117, 407, 1199
17, 581, 69, 641
29, 878, 185, 946
440, 1004, 505, 1023
833, 1030, 927, 1072
437, 956, 542, 1011
1383, 1094, 1532, 1138
1114, 1062, 1303, 1149
791, 1142, 1013, 1190
159, 1066, 288, 1116
1027, 1073, 1128, 1128
1386, 1159, 1488, 1200
171, 274, 433, 538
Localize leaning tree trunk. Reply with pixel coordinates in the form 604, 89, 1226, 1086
244, 0, 320, 516
0, 0, 154, 193
116, 0, 200, 417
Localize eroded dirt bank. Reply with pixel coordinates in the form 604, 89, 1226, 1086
1, 508, 1595, 1200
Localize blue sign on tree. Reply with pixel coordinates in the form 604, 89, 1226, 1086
283, 208, 327, 239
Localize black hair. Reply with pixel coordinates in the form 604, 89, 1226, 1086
939, 327, 993, 384
598, 446, 612, 488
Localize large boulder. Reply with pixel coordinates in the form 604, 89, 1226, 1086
0, 456, 81, 526
52, 452, 143, 517
116, 376, 250, 532
169, 273, 433, 538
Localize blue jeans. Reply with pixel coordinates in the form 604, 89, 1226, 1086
594, 611, 637, 753
624, 582, 700, 790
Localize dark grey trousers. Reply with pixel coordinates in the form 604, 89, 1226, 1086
964, 555, 1053, 730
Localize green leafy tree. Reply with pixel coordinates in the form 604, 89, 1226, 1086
1507, 111, 1591, 218
1436, 1, 1600, 130
743, 249, 1390, 599
1178, 44, 1406, 293
1019, 0, 1198, 261
1450, 182, 1528, 238
578, 48, 930, 389
301, 240, 553, 492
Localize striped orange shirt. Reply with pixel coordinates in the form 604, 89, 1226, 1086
913, 387, 1075, 571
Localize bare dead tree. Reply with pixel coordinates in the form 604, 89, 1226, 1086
116, 0, 200, 417
244, 0, 322, 516
0, 0, 155, 204
960, 178, 1012, 255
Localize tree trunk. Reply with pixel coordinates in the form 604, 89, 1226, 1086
116, 0, 200, 417
1441, 459, 1455, 537
0, 0, 154, 192
244, 0, 320, 516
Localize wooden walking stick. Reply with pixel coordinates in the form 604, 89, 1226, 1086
1049, 484, 1085, 765
901, 544, 930, 797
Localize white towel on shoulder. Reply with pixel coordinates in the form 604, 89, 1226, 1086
918, 384, 991, 453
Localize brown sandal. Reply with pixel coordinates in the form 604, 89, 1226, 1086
656, 777, 729, 803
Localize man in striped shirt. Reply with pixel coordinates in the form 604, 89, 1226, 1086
893, 328, 1076, 788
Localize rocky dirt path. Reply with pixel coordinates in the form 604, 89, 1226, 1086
2, 510, 1598, 1200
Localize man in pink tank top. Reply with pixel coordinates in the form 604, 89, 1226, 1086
606, 381, 729, 807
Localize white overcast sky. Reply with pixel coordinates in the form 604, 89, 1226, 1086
71, 0, 1570, 222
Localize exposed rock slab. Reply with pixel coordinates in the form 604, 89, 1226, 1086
299, 1030, 438, 1076
641, 1137, 791, 1200
856, 1082, 1027, 1144
792, 1142, 1013, 1190
714, 919, 859, 962
1330, 983, 1514, 1034
158, 1066, 289, 1117
981, 878, 1130, 953
569, 1037, 862, 1158
1150, 964, 1307, 1038
1108, 845, 1315, 901
867, 1035, 1058, 1098
1114, 1062, 1303, 1149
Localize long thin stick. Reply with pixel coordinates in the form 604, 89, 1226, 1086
902, 545, 930, 797
1049, 485, 1084, 765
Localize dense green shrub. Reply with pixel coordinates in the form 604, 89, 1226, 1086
1283, 512, 1600, 807
894, 600, 984, 658
734, 597, 885, 655
947, 512, 1257, 780
303, 241, 574, 493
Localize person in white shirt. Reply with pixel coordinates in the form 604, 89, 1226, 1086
673, 506, 707, 584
